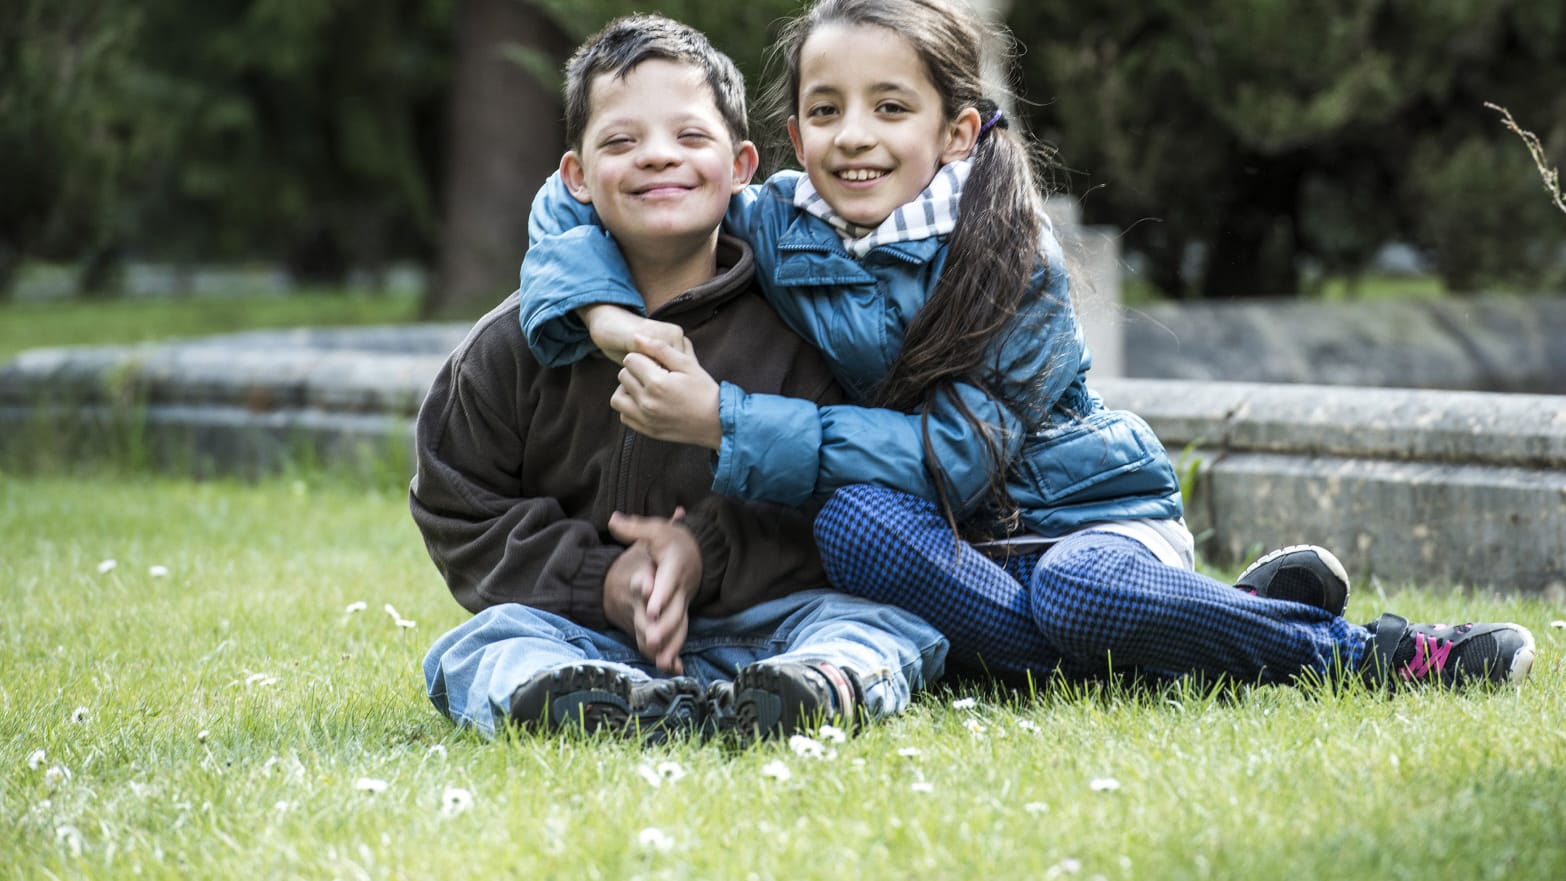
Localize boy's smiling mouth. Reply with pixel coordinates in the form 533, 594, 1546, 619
835, 168, 887, 182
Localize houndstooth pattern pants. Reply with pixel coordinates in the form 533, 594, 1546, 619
814, 485, 1369, 684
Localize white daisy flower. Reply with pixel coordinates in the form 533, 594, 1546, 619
789, 734, 827, 759
760, 760, 792, 782
818, 724, 847, 744
45, 765, 72, 786
911, 781, 935, 793
964, 718, 987, 737
354, 777, 389, 793
274, 800, 291, 814
149, 565, 170, 578
1043, 857, 1083, 878
1550, 620, 1566, 629
70, 706, 89, 724
395, 618, 418, 629
383, 604, 402, 621
1089, 777, 1121, 792
1016, 719, 1042, 734
55, 824, 85, 857
426, 744, 448, 760
97, 559, 118, 574
897, 746, 922, 758
440, 787, 474, 818
27, 749, 47, 770
951, 697, 978, 710
197, 729, 210, 742
245, 673, 278, 687
345, 601, 368, 614
637, 826, 675, 853
1024, 801, 1049, 814
655, 761, 686, 783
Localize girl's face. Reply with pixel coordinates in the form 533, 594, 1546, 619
787, 22, 979, 229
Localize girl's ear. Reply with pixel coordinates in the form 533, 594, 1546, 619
731, 140, 761, 191
940, 106, 983, 164
787, 116, 806, 166
560, 151, 593, 204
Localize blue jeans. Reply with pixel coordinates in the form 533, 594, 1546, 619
815, 485, 1370, 683
424, 589, 948, 737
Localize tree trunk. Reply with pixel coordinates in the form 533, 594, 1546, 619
424, 0, 574, 320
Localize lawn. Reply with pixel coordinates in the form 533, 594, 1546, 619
0, 290, 422, 364
4, 472, 1563, 881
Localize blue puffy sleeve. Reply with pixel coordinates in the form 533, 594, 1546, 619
711, 248, 1084, 512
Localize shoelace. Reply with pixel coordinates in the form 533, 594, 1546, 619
1400, 626, 1462, 680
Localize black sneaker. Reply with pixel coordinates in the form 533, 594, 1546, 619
507, 662, 704, 742
732, 661, 863, 739
1235, 545, 1350, 617
1363, 614, 1536, 688
702, 680, 737, 739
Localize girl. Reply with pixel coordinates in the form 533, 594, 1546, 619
519, 0, 1533, 689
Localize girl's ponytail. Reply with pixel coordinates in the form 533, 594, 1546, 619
874, 100, 1064, 534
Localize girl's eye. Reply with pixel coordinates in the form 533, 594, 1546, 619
877, 102, 908, 115
806, 104, 839, 119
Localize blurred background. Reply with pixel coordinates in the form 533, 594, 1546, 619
4, 0, 1563, 324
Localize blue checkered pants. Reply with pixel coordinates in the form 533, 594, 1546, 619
814, 485, 1369, 683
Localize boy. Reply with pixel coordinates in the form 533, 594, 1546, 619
413, 14, 946, 741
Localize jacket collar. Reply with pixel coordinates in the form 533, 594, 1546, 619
773, 213, 944, 287
653, 234, 756, 317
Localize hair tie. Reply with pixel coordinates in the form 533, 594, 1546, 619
979, 108, 1008, 139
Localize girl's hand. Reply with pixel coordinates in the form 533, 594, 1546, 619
579, 305, 686, 365
612, 335, 722, 449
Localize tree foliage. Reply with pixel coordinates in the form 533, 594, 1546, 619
1010, 0, 1566, 296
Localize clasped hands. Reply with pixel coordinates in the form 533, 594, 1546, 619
602, 510, 702, 674
582, 305, 722, 450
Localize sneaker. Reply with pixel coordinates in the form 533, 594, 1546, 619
702, 680, 737, 739
1363, 613, 1536, 688
507, 662, 704, 741
1235, 545, 1350, 617
732, 661, 863, 739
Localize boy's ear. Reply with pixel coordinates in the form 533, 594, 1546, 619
940, 106, 983, 164
730, 140, 760, 192
787, 116, 806, 167
559, 151, 593, 204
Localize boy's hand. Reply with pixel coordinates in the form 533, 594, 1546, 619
613, 335, 722, 449
580, 305, 687, 366
608, 511, 703, 674
603, 543, 655, 639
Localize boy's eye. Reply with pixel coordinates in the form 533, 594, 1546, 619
679, 131, 712, 143
601, 135, 634, 150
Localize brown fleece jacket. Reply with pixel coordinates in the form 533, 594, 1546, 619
410, 236, 843, 628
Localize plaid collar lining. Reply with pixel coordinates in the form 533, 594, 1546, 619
793, 158, 973, 258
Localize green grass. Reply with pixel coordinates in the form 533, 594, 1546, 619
0, 290, 422, 363
4, 472, 1563, 880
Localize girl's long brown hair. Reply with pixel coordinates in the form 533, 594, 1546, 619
767, 0, 1068, 534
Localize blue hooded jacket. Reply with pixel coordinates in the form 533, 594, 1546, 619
520, 170, 1182, 537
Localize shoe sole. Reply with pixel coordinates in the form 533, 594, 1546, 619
1236, 544, 1350, 616
509, 665, 702, 741
1502, 628, 1536, 684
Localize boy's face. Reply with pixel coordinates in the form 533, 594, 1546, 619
562, 60, 757, 259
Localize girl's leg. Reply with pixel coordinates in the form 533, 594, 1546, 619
1027, 530, 1370, 684
814, 485, 1062, 679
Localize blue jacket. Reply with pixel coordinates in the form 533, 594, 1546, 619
521, 170, 1182, 537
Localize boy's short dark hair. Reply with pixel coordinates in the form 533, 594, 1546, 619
563, 14, 749, 150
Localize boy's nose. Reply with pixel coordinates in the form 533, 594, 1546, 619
635, 137, 682, 168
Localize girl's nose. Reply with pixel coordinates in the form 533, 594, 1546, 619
833, 111, 876, 152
